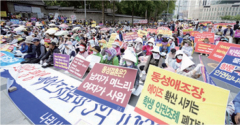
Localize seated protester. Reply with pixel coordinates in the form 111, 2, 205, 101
112, 42, 121, 61
159, 37, 171, 53
142, 38, 154, 56
165, 48, 176, 66
77, 43, 88, 58
21, 36, 35, 64
102, 48, 119, 66
14, 37, 28, 57
25, 37, 46, 63
181, 40, 193, 59
134, 37, 143, 56
49, 33, 59, 46
91, 46, 103, 63
9, 34, 20, 45
121, 50, 140, 92
40, 42, 60, 68
168, 36, 176, 49
61, 41, 76, 62
142, 46, 162, 75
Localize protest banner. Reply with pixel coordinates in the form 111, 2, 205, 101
1, 11, 7, 17
122, 32, 138, 41
91, 21, 96, 27
10, 19, 19, 24
235, 30, 240, 38
6, 45, 15, 52
53, 53, 70, 70
210, 47, 240, 88
31, 17, 37, 22
158, 30, 172, 37
213, 23, 235, 30
199, 55, 216, 86
26, 22, 32, 27
107, 33, 117, 48
68, 56, 90, 79
75, 63, 138, 112
208, 42, 240, 62
0, 51, 24, 66
137, 30, 148, 38
194, 32, 214, 43
157, 27, 170, 31
0, 44, 12, 51
100, 28, 110, 33
183, 28, 193, 35
2, 64, 157, 125
133, 19, 148, 24
134, 65, 229, 124
147, 29, 158, 34
190, 31, 199, 37
194, 43, 216, 54
199, 21, 212, 26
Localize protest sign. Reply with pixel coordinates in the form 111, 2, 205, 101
235, 30, 240, 38
208, 42, 240, 62
71, 15, 76, 21
68, 56, 90, 79
26, 22, 32, 27
158, 30, 172, 37
199, 55, 216, 86
147, 29, 158, 34
122, 32, 138, 41
195, 43, 216, 54
0, 51, 24, 66
157, 27, 170, 31
91, 21, 96, 27
183, 28, 193, 35
137, 30, 148, 38
2, 64, 157, 125
1, 11, 7, 17
134, 65, 229, 124
213, 23, 235, 30
133, 19, 147, 24
6, 45, 15, 52
75, 63, 137, 112
210, 47, 240, 88
86, 54, 101, 68
53, 53, 70, 70
10, 19, 19, 24
194, 32, 214, 43
107, 33, 117, 48
190, 31, 199, 37
31, 17, 37, 22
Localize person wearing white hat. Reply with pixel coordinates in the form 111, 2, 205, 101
181, 39, 193, 59
170, 50, 203, 79
168, 36, 176, 49
142, 38, 154, 56
21, 36, 36, 64
121, 49, 140, 93
224, 24, 234, 43
134, 37, 143, 55
112, 42, 121, 60
61, 41, 76, 62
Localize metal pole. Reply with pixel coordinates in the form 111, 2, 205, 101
177, 0, 181, 19
84, 0, 86, 20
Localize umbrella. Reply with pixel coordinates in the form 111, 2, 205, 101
72, 27, 81, 32
45, 28, 57, 35
13, 26, 26, 32
59, 23, 68, 28
49, 23, 56, 27
55, 30, 69, 36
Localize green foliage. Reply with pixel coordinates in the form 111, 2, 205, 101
221, 15, 240, 21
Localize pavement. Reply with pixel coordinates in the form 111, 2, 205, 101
1, 53, 239, 124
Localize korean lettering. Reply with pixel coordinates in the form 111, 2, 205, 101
147, 84, 164, 98
181, 115, 204, 125
39, 112, 63, 125
89, 73, 109, 84
155, 102, 180, 123
106, 90, 126, 104
143, 96, 155, 110
110, 78, 132, 91
178, 97, 199, 115
165, 91, 178, 105
101, 66, 127, 78
83, 82, 106, 96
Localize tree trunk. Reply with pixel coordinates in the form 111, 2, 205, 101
102, 1, 105, 25
112, 0, 115, 24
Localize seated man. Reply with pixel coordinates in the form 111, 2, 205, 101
21, 36, 35, 64
40, 42, 60, 68
28, 37, 46, 63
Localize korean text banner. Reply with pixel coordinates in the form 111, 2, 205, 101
133, 19, 147, 24
208, 42, 240, 62
0, 51, 24, 67
210, 47, 240, 88
68, 56, 90, 79
122, 32, 138, 41
137, 30, 148, 38
147, 29, 158, 34
157, 27, 170, 31
53, 53, 70, 70
75, 63, 137, 112
158, 30, 172, 37
107, 33, 117, 48
10, 19, 19, 24
194, 43, 216, 54
194, 32, 214, 43
190, 31, 199, 37
135, 65, 229, 125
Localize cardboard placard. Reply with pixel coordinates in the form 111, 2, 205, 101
194, 32, 214, 43
53, 53, 70, 70
68, 56, 90, 79
134, 65, 229, 124
208, 42, 240, 62
210, 47, 240, 88
194, 43, 216, 54
75, 63, 137, 112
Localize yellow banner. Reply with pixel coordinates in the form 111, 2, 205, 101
107, 33, 117, 48
158, 30, 172, 37
91, 23, 96, 27
137, 30, 148, 38
1, 11, 7, 17
183, 29, 193, 32
135, 65, 229, 125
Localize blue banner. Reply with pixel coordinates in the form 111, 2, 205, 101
0, 51, 24, 67
210, 47, 240, 88
10, 19, 19, 24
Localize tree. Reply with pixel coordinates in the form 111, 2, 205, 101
102, 1, 105, 24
